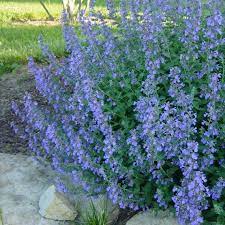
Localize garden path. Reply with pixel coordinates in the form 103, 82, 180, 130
0, 153, 69, 225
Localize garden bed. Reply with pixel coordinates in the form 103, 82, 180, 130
0, 66, 136, 225
0, 67, 32, 153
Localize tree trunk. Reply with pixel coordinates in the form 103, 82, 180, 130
62, 0, 75, 21
62, 0, 92, 21
40, 0, 54, 20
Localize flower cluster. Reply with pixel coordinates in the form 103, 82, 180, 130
12, 0, 225, 224
211, 178, 225, 200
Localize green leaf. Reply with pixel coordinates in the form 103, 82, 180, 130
217, 215, 225, 225
213, 202, 225, 216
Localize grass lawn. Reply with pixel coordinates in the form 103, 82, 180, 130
0, 0, 111, 75
0, 0, 109, 22
0, 23, 65, 74
0, 1, 62, 22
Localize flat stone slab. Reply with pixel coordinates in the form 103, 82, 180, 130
0, 153, 68, 225
126, 210, 179, 225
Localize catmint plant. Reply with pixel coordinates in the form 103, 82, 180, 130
12, 0, 225, 224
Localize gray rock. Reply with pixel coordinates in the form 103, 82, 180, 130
0, 153, 67, 225
39, 185, 77, 221
126, 210, 179, 225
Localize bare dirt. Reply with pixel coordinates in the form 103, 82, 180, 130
0, 66, 33, 154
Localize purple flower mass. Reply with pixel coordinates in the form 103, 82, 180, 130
12, 0, 225, 224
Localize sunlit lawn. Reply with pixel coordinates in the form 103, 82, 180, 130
0, 23, 64, 62
0, 0, 112, 75
0, 1, 62, 22
0, 0, 110, 22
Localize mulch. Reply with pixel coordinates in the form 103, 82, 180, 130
0, 66, 32, 154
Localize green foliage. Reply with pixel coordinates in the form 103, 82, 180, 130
0, 208, 2, 224
80, 200, 109, 225
203, 202, 225, 225
9, 0, 225, 224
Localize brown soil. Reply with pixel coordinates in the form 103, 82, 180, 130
0, 66, 33, 154
115, 209, 137, 225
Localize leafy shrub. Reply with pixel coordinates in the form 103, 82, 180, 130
11, 0, 225, 224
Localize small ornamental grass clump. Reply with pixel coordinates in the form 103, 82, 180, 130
80, 200, 109, 225
11, 0, 225, 224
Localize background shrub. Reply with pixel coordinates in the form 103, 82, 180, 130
12, 0, 225, 224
